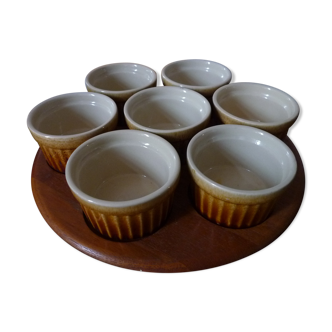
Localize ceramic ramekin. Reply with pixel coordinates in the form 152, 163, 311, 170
27, 92, 118, 173
124, 86, 211, 157
187, 125, 297, 228
65, 130, 181, 241
161, 59, 232, 98
85, 63, 157, 124
212, 82, 300, 138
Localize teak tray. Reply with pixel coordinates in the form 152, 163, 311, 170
31, 136, 305, 273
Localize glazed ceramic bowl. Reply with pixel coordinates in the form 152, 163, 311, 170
27, 92, 118, 173
212, 82, 300, 138
124, 86, 211, 156
187, 124, 297, 228
85, 63, 157, 124
65, 130, 181, 241
161, 59, 232, 98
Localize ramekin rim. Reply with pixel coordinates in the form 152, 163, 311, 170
186, 124, 297, 197
27, 92, 118, 140
65, 129, 181, 209
212, 82, 300, 127
161, 59, 232, 91
124, 86, 211, 135
85, 62, 157, 96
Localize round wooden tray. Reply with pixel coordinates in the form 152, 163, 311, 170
31, 137, 305, 272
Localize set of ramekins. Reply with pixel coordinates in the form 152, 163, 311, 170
27, 59, 300, 241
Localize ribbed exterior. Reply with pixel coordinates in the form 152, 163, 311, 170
80, 194, 173, 240
40, 145, 74, 173
194, 185, 276, 228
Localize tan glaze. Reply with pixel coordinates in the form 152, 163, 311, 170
27, 92, 118, 173
192, 183, 277, 228
65, 130, 181, 241
29, 121, 117, 173
31, 136, 304, 272
78, 193, 174, 241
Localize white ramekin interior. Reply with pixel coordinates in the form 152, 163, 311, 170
213, 83, 300, 124
162, 59, 232, 89
27, 92, 117, 137
187, 125, 297, 194
66, 130, 180, 207
85, 63, 156, 93
124, 86, 211, 133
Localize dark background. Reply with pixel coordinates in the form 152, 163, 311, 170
26, 54, 313, 280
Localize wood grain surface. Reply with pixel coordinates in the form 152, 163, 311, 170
31, 137, 305, 273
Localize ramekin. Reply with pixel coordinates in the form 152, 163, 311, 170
124, 86, 211, 157
212, 82, 300, 138
65, 130, 181, 240
27, 92, 118, 172
161, 59, 232, 98
187, 124, 297, 228
85, 63, 157, 124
